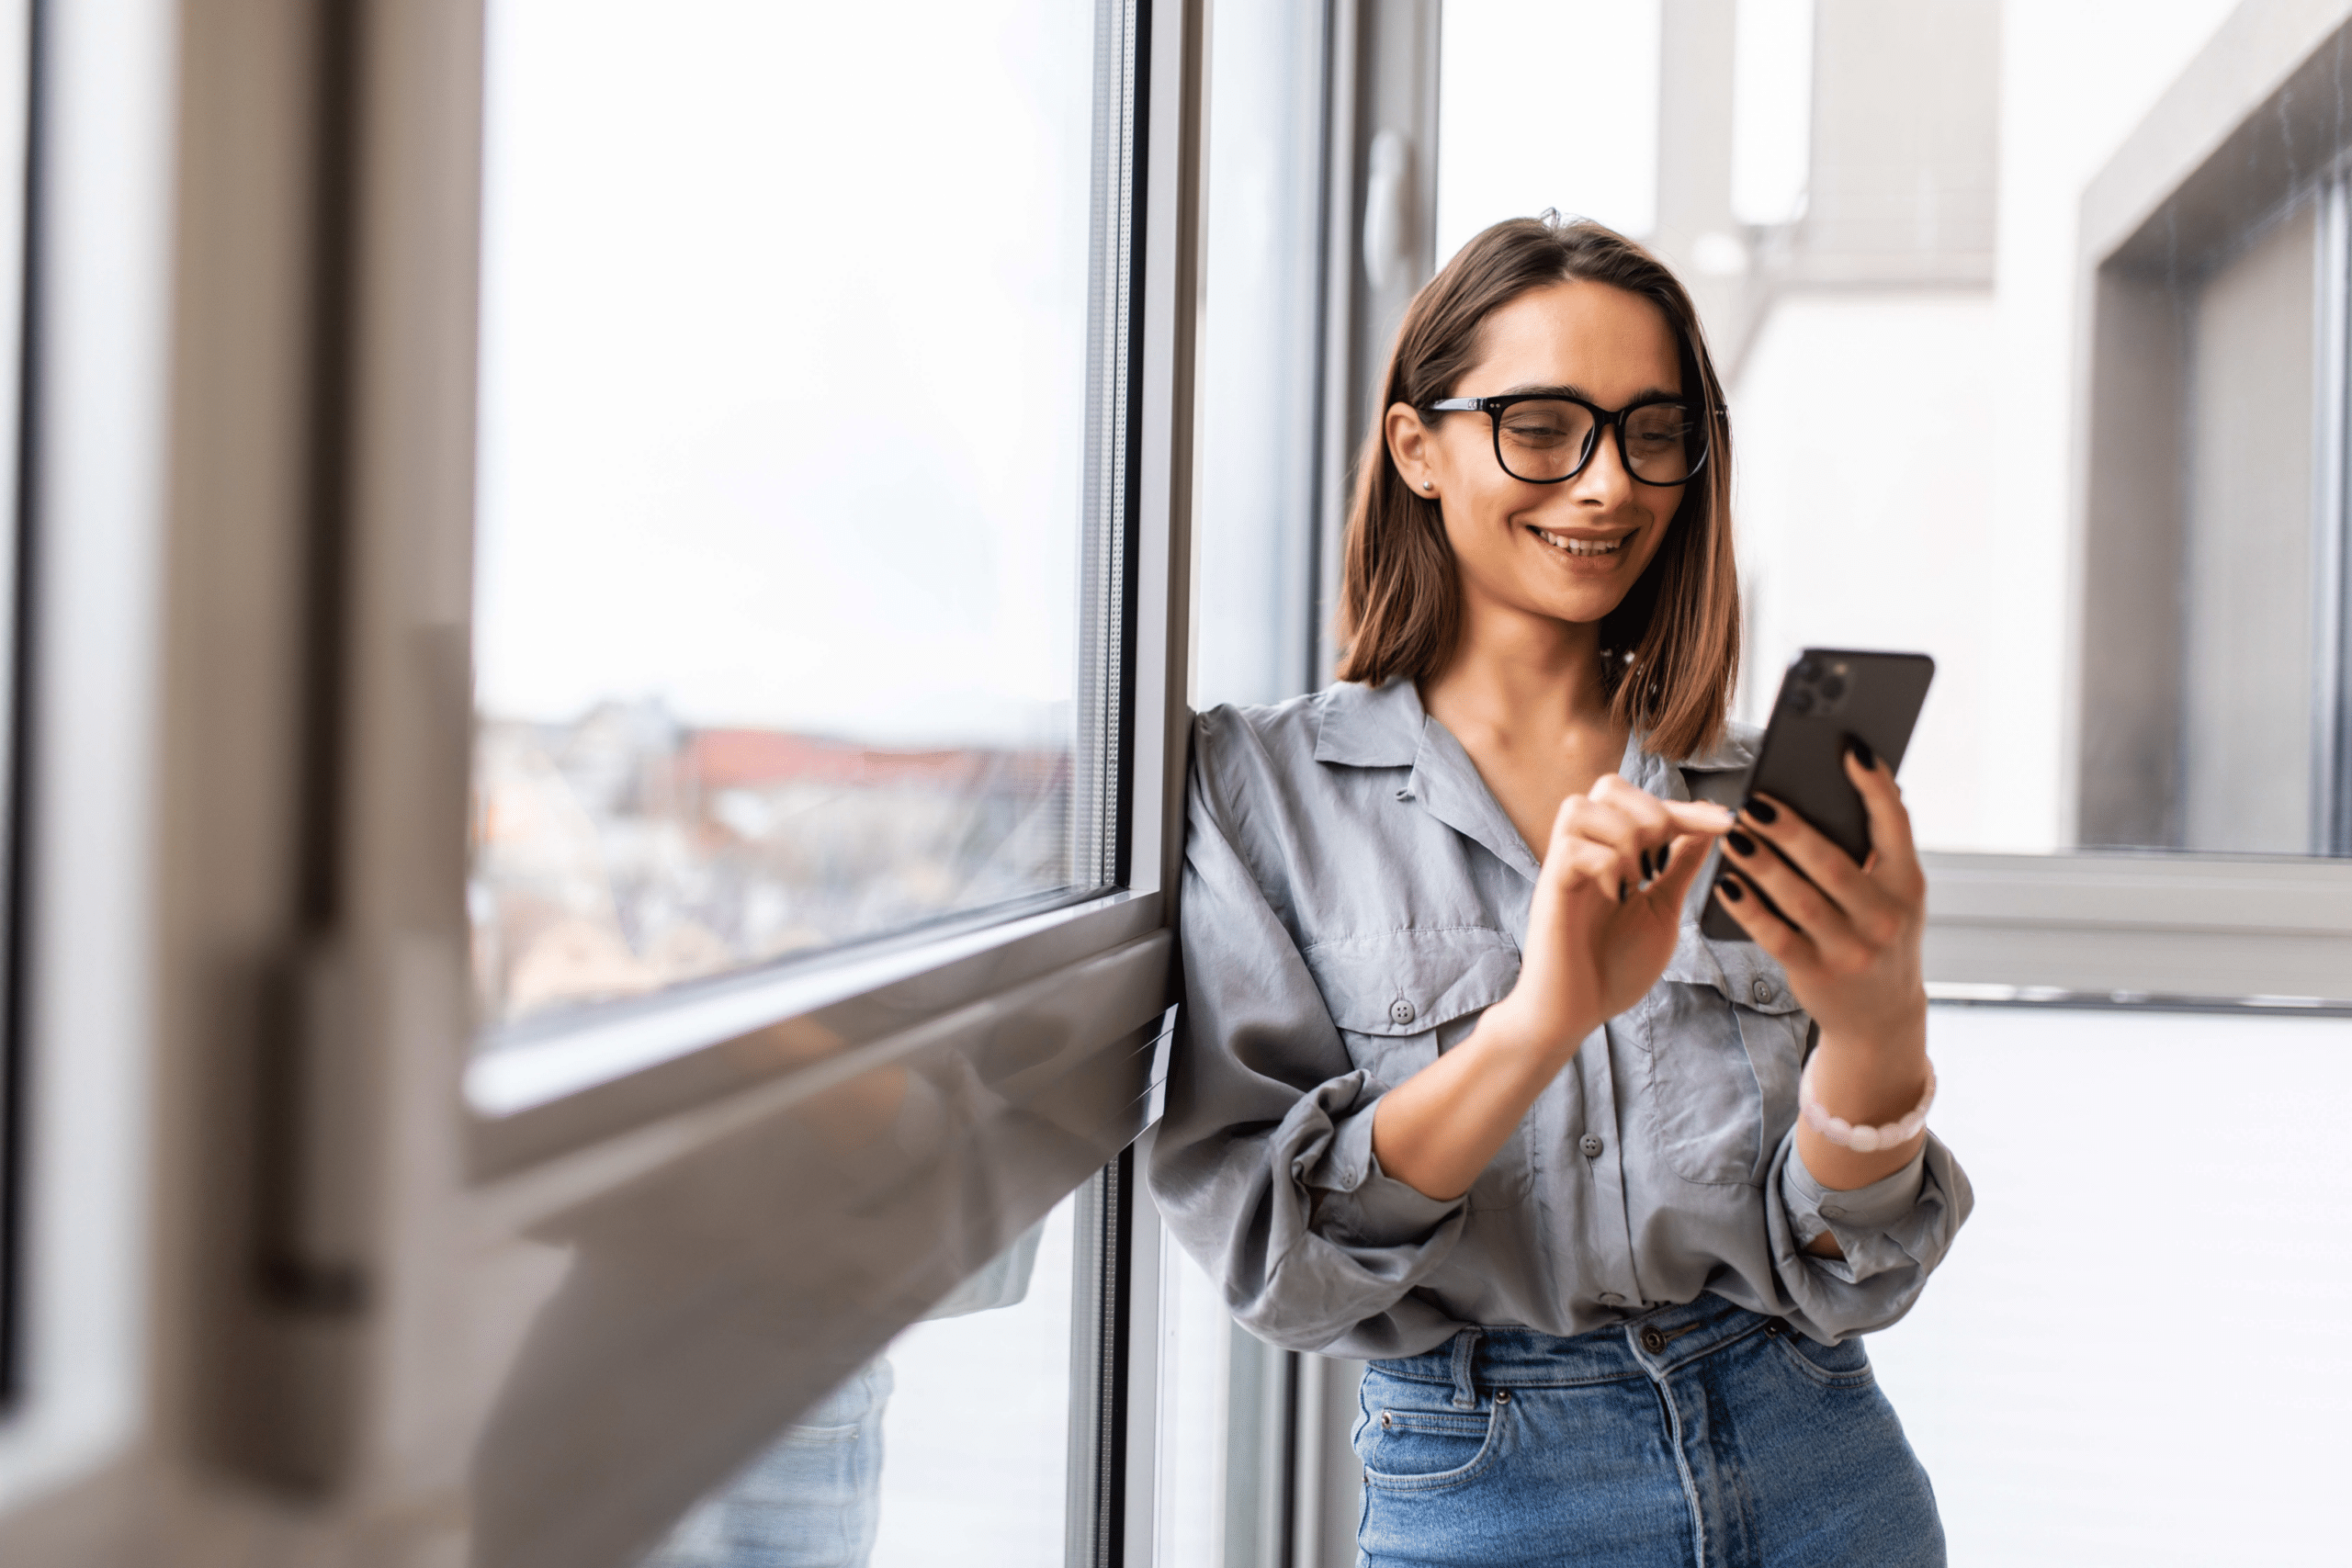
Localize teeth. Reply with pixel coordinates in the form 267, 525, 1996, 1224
1534, 529, 1624, 557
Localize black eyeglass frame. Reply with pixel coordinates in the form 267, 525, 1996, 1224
1424, 392, 1712, 488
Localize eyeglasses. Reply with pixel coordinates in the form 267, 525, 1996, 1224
1425, 392, 1710, 487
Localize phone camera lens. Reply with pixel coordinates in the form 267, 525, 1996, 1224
1818, 673, 1846, 701
1787, 688, 1817, 716
1793, 659, 1819, 682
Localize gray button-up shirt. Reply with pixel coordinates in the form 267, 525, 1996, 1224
1147, 678, 1971, 1357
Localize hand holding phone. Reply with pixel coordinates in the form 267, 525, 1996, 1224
1701, 649, 1934, 941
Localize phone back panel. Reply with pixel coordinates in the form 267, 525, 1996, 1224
1700, 649, 1934, 940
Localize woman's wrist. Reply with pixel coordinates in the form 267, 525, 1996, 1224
1804, 1021, 1931, 1130
1476, 996, 1597, 1069
1809, 1003, 1928, 1068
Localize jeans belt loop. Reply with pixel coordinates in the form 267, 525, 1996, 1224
1449, 1326, 1484, 1410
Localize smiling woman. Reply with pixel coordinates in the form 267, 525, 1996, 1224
1338, 217, 1739, 766
1150, 215, 1966, 1567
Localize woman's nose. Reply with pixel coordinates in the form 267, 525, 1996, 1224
1568, 428, 1634, 505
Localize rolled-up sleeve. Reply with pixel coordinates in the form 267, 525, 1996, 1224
1764, 1129, 1973, 1340
1145, 722, 1467, 1353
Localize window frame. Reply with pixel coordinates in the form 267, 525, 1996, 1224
450, 0, 1203, 1174
196, 0, 1209, 1551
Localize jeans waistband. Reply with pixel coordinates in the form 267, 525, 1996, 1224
1370, 1295, 1782, 1394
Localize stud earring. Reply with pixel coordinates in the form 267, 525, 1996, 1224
1423, 479, 1434, 491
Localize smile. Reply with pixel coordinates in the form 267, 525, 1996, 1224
1529, 526, 1626, 558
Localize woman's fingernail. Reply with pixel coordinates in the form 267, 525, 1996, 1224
1743, 797, 1779, 825
1725, 829, 1756, 858
1717, 874, 1746, 903
1848, 737, 1877, 771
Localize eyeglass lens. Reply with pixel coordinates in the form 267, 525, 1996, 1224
1495, 400, 1701, 484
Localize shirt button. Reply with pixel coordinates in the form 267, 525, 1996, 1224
1579, 1134, 1604, 1158
1751, 977, 1775, 1005
1388, 998, 1417, 1026
1820, 1203, 1847, 1221
1598, 1292, 1624, 1305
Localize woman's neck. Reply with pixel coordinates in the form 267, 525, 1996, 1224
1418, 594, 1629, 852
1422, 596, 1615, 746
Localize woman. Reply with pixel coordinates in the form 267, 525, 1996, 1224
1148, 216, 1970, 1567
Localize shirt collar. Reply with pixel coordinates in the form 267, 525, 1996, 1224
1310, 678, 1424, 767
1312, 678, 1755, 886
1312, 677, 1758, 778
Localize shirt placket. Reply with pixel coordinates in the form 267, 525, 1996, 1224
1401, 712, 1651, 1317
1578, 1021, 1648, 1310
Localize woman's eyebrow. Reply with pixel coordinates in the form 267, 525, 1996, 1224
1489, 381, 1688, 403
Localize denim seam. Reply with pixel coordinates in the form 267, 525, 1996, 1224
1368, 1366, 1646, 1392
1629, 1333, 1708, 1566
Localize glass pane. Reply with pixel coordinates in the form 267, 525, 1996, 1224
1154, 1234, 1291, 1567
1434, 0, 1662, 261
1193, 0, 1328, 709
1435, 0, 2352, 861
640, 1194, 1080, 1567
468, 0, 1120, 1040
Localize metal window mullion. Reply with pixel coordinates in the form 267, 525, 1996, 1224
2319, 176, 2352, 855
1066, 1152, 1134, 1568
1078, 0, 1140, 895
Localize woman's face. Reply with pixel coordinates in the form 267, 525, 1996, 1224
1388, 278, 1688, 633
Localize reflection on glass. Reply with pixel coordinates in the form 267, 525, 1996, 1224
644, 1199, 1075, 1568
469, 0, 1102, 1032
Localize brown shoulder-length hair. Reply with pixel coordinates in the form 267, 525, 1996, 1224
1336, 214, 1739, 761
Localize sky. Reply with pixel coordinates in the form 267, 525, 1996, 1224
473, 0, 1096, 747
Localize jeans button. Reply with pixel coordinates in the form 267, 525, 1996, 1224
1389, 997, 1416, 1025
1579, 1134, 1604, 1158
1640, 1327, 1667, 1354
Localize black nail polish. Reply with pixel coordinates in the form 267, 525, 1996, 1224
1848, 736, 1877, 771
1743, 797, 1779, 825
1717, 874, 1746, 902
1725, 829, 1756, 858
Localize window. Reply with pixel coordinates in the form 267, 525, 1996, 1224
641, 1192, 1083, 1567
468, 0, 1126, 1063
1420, 4, 2352, 1562
1433, 0, 1662, 261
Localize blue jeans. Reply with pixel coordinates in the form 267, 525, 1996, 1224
645, 1358, 893, 1568
1353, 1297, 1942, 1567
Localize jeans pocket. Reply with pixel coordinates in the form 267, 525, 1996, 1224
1770, 1330, 1877, 1390
1354, 1397, 1509, 1493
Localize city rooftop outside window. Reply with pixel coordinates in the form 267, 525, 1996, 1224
468, 0, 1120, 1049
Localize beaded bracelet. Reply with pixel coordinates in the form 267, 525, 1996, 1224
1797, 1055, 1936, 1153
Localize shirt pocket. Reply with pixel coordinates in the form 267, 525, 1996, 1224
1299, 927, 1531, 1210
1632, 926, 1807, 1187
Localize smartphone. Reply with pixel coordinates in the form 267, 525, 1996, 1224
1699, 649, 1935, 942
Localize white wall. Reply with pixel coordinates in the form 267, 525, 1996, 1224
1872, 1002, 2352, 1564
